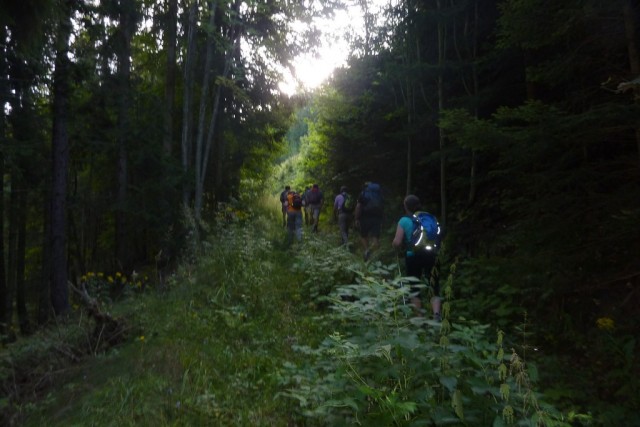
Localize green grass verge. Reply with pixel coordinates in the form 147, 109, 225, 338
4, 202, 358, 426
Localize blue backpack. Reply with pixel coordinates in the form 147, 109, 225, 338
409, 211, 441, 252
361, 183, 383, 215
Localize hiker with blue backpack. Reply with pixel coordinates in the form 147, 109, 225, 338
392, 194, 442, 321
301, 186, 311, 226
355, 182, 384, 260
306, 183, 324, 233
333, 186, 356, 246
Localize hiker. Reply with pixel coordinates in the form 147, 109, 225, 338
306, 183, 324, 232
280, 185, 290, 228
392, 194, 441, 320
286, 189, 304, 243
302, 186, 311, 226
355, 182, 383, 260
333, 186, 355, 246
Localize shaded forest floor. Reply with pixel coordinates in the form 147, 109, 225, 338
1, 201, 635, 426
2, 203, 371, 426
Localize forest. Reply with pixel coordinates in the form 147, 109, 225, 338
0, 0, 639, 425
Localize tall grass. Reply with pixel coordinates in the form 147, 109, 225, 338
2, 199, 586, 426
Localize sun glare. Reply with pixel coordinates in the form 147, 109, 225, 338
279, 8, 358, 95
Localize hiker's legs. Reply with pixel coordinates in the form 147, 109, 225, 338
413, 250, 441, 320
360, 216, 381, 259
369, 236, 379, 252
359, 218, 371, 258
294, 211, 303, 241
405, 254, 424, 316
431, 296, 441, 320
430, 258, 441, 320
312, 205, 320, 232
286, 211, 296, 244
338, 213, 349, 245
410, 295, 423, 314
282, 206, 287, 228
369, 217, 381, 252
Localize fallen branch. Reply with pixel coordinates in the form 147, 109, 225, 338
69, 281, 127, 352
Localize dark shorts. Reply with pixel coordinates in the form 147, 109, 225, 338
359, 216, 382, 238
406, 249, 439, 296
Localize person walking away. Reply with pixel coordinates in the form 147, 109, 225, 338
333, 186, 355, 246
307, 183, 324, 232
392, 194, 442, 320
280, 185, 290, 228
286, 189, 304, 244
302, 186, 311, 226
355, 182, 383, 260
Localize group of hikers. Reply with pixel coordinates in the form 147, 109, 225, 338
279, 182, 442, 320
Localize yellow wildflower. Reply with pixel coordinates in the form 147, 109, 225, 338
596, 317, 614, 331
107, 276, 114, 283
97, 272, 104, 278
139, 336, 145, 342
115, 272, 122, 278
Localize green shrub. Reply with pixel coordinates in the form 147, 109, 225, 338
277, 262, 576, 426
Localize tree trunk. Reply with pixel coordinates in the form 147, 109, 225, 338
6, 179, 18, 326
437, 0, 447, 228
163, 0, 178, 156
202, 51, 233, 207
38, 190, 52, 324
194, 0, 219, 221
181, 1, 198, 208
16, 184, 29, 334
50, 0, 73, 316
116, 0, 135, 271
396, 10, 416, 197
203, 3, 242, 208
623, 0, 640, 168
0, 25, 7, 333
468, 0, 479, 205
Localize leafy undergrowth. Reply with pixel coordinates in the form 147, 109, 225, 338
1, 202, 595, 426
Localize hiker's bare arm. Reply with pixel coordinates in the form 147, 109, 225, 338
392, 225, 404, 249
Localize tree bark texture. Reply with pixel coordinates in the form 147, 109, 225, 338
623, 0, 640, 168
437, 0, 447, 228
163, 0, 178, 156
181, 1, 198, 208
16, 184, 29, 333
194, 0, 219, 220
116, 0, 135, 271
0, 26, 7, 332
50, 0, 73, 316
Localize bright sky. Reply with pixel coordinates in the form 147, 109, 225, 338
279, 8, 361, 95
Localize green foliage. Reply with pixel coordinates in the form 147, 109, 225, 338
277, 261, 575, 426
8, 199, 636, 425
79, 271, 151, 306
291, 238, 360, 304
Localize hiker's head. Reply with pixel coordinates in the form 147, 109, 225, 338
285, 185, 290, 191
404, 195, 421, 213
313, 184, 319, 189
340, 186, 347, 193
